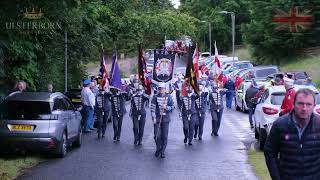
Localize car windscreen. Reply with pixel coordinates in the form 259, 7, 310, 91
1, 101, 51, 120
271, 92, 286, 105
256, 68, 278, 78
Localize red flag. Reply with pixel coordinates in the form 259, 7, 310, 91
192, 44, 199, 79
211, 41, 222, 82
138, 45, 146, 87
185, 47, 199, 95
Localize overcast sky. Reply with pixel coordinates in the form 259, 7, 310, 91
170, 0, 180, 9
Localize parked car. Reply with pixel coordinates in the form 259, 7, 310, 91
199, 52, 211, 62
226, 68, 249, 81
222, 61, 253, 75
254, 85, 320, 150
287, 71, 310, 85
65, 88, 82, 108
0, 92, 82, 157
235, 79, 267, 112
240, 66, 280, 81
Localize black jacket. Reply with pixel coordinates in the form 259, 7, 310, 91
245, 87, 259, 108
264, 112, 320, 180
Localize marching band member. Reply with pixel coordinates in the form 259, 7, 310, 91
173, 73, 184, 109
151, 82, 174, 158
209, 82, 226, 136
130, 84, 149, 145
110, 87, 127, 142
194, 83, 209, 140
180, 80, 198, 145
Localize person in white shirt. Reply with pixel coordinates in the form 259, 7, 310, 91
81, 79, 96, 133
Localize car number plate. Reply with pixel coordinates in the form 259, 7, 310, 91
10, 125, 33, 131
72, 98, 81, 102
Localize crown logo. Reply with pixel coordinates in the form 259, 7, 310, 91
23, 8, 44, 20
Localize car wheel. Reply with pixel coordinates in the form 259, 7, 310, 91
258, 128, 266, 150
73, 126, 82, 148
242, 101, 248, 113
254, 126, 259, 140
56, 131, 68, 158
235, 98, 241, 111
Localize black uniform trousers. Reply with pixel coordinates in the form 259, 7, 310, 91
132, 114, 146, 143
113, 114, 123, 139
154, 121, 169, 154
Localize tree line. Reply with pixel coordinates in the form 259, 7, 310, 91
0, 0, 318, 93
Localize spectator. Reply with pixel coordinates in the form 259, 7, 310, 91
48, 83, 54, 93
9, 81, 26, 95
279, 77, 296, 116
264, 88, 320, 179
235, 73, 243, 90
81, 79, 96, 133
224, 78, 235, 109
90, 80, 99, 97
245, 80, 260, 128
245, 71, 255, 80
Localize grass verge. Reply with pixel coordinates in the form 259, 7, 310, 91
248, 149, 271, 180
0, 155, 43, 180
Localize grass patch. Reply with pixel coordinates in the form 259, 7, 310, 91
280, 55, 320, 89
0, 155, 43, 180
236, 47, 254, 61
248, 149, 271, 180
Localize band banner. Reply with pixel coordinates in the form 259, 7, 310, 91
152, 50, 176, 82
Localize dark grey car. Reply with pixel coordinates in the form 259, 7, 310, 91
0, 92, 82, 158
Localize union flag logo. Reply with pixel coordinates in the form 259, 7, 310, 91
272, 6, 315, 33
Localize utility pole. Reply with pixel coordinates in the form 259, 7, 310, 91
64, 31, 68, 92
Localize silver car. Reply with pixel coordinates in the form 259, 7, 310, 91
0, 92, 82, 158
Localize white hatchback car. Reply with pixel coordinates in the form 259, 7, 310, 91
254, 85, 320, 150
235, 80, 267, 112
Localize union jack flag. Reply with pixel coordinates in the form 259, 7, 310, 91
272, 6, 314, 33
99, 50, 109, 90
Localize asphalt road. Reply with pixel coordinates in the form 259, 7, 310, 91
18, 101, 257, 180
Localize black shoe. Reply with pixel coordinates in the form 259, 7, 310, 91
188, 141, 193, 146
155, 150, 160, 158
199, 137, 202, 141
116, 136, 120, 141
214, 132, 219, 136
137, 141, 142, 146
194, 134, 197, 139
250, 125, 254, 129
211, 132, 214, 136
184, 137, 187, 144
160, 152, 165, 158
97, 133, 101, 139
134, 140, 138, 145
113, 136, 117, 141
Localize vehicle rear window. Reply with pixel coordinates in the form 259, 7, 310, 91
256, 68, 278, 78
271, 93, 286, 105
295, 72, 307, 79
1, 101, 51, 120
237, 63, 250, 69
